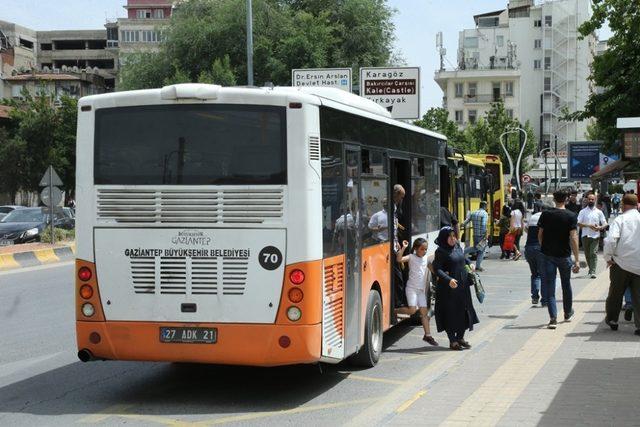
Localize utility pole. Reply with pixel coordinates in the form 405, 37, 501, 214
246, 0, 254, 86
554, 134, 558, 190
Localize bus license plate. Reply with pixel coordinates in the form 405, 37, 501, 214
160, 327, 217, 344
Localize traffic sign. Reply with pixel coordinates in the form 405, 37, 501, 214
40, 187, 63, 207
39, 166, 63, 187
359, 67, 420, 119
522, 174, 532, 184
291, 68, 352, 92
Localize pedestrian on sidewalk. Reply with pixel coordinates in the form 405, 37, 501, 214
538, 190, 581, 329
395, 238, 439, 346
509, 200, 526, 261
602, 193, 640, 335
577, 193, 607, 279
499, 205, 513, 259
462, 201, 489, 272
525, 200, 552, 306
432, 226, 479, 351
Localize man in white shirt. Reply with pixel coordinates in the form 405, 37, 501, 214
577, 193, 607, 278
368, 200, 388, 242
603, 194, 640, 335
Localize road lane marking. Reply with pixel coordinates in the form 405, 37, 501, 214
347, 374, 405, 385
396, 390, 426, 413
441, 274, 607, 426
79, 398, 379, 427
79, 404, 136, 423
346, 296, 532, 427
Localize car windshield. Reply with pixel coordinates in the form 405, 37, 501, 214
1, 209, 46, 223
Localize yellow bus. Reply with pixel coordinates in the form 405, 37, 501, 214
467, 154, 505, 245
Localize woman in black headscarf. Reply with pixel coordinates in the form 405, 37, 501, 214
433, 226, 480, 350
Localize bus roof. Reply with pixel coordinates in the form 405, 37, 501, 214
78, 84, 447, 142
449, 153, 485, 167
466, 154, 502, 164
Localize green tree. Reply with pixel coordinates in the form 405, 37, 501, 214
464, 102, 537, 173
413, 107, 467, 149
119, 0, 398, 89
1, 91, 78, 200
570, 0, 640, 152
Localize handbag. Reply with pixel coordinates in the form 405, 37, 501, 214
465, 266, 485, 304
503, 232, 516, 251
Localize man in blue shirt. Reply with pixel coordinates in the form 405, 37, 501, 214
463, 201, 489, 272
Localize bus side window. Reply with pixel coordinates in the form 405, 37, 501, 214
321, 140, 345, 258
362, 149, 389, 247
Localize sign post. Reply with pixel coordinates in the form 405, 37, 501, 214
39, 165, 63, 245
291, 68, 352, 92
359, 67, 420, 119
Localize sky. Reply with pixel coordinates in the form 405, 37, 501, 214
1, 0, 612, 116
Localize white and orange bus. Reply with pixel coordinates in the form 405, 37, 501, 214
75, 84, 446, 367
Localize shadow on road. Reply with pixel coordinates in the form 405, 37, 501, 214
0, 359, 346, 417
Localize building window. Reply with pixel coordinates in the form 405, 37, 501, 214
455, 110, 464, 124
121, 30, 140, 43
544, 77, 551, 91
544, 57, 551, 70
505, 81, 514, 97
496, 35, 504, 47
154, 9, 165, 19
463, 37, 479, 48
534, 19, 542, 27
492, 82, 501, 101
136, 9, 152, 19
468, 110, 477, 124
545, 16, 553, 27
142, 30, 160, 43
11, 84, 24, 98
534, 39, 542, 49
467, 82, 477, 97
455, 83, 464, 98
506, 109, 514, 119
534, 59, 541, 69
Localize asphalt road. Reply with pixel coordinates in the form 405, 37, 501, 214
0, 249, 551, 426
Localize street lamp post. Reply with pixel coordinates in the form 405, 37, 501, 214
246, 0, 254, 86
499, 127, 528, 192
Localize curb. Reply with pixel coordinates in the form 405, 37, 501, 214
0, 243, 76, 270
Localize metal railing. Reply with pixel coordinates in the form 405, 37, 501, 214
464, 94, 506, 104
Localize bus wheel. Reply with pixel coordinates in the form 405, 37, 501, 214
350, 290, 383, 367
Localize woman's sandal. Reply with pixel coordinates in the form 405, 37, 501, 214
458, 339, 471, 349
449, 342, 462, 351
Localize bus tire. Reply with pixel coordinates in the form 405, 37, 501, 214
350, 290, 383, 367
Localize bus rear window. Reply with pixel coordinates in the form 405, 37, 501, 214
94, 104, 286, 185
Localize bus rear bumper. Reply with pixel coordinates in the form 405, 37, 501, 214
76, 321, 322, 367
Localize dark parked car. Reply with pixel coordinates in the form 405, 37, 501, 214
0, 207, 75, 245
0, 205, 25, 221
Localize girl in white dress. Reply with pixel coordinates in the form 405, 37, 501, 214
396, 238, 439, 346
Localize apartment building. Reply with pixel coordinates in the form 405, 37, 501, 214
0, 21, 37, 99
106, 0, 173, 56
435, 0, 595, 154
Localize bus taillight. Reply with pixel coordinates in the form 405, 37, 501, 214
288, 288, 304, 303
290, 269, 305, 285
78, 267, 92, 281
80, 285, 94, 299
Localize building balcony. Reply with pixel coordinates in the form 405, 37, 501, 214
463, 94, 509, 104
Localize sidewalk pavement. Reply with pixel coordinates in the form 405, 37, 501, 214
386, 253, 639, 426
0, 241, 75, 270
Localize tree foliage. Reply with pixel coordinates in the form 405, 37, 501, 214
571, 0, 640, 152
0, 90, 77, 203
119, 0, 398, 89
414, 102, 537, 173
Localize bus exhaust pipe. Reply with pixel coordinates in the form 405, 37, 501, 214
78, 349, 95, 362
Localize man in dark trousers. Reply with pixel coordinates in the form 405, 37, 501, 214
538, 190, 582, 329
392, 184, 407, 308
603, 193, 640, 334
